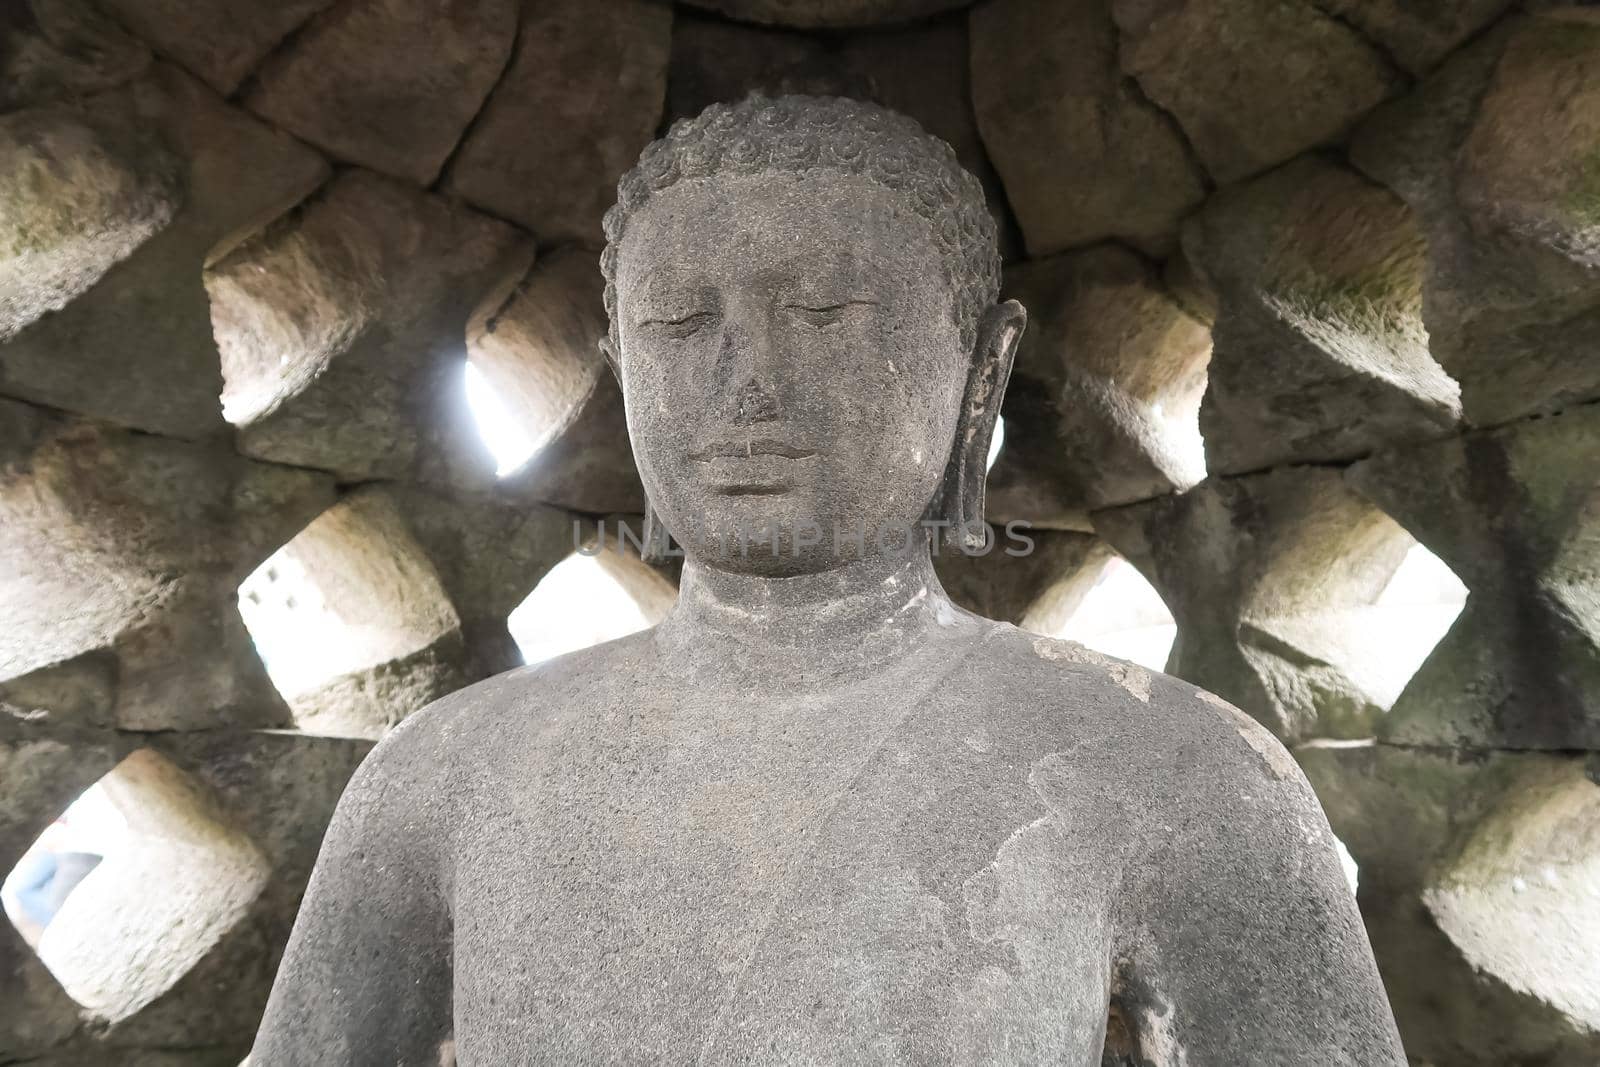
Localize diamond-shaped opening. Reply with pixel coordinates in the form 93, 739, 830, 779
463, 358, 540, 477
510, 548, 677, 666
1364, 542, 1468, 708
1047, 554, 1177, 672
1, 749, 268, 1023
237, 493, 460, 734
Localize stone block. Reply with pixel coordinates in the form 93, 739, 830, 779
1347, 403, 1600, 749
1314, 0, 1513, 76
1183, 155, 1460, 475
0, 0, 150, 110
245, 0, 516, 185
971, 0, 1205, 257
1094, 467, 1415, 742
0, 105, 179, 341
0, 401, 334, 731
96, 0, 335, 95
207, 168, 530, 486
1352, 12, 1600, 426
468, 247, 645, 513
1300, 742, 1600, 1066
0, 65, 329, 438
987, 245, 1210, 524
444, 0, 671, 246
1113, 0, 1402, 183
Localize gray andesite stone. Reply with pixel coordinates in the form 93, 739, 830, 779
244, 0, 516, 186
1300, 743, 1600, 1066
469, 246, 646, 514
970, 0, 1206, 258
0, 399, 333, 732
1112, 0, 1403, 183
1182, 155, 1460, 476
0, 64, 329, 438
987, 245, 1210, 528
206, 168, 530, 486
1094, 466, 1415, 743
0, 105, 179, 342
1347, 402, 1600, 750
0, 718, 369, 1063
443, 0, 671, 247
95, 0, 335, 95
254, 95, 1404, 1066
0, 0, 151, 111
1352, 10, 1600, 427
1314, 0, 1514, 76
668, 11, 1018, 260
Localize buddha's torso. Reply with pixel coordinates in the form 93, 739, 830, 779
444, 620, 1162, 1065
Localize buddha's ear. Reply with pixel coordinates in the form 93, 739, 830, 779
938, 299, 1026, 552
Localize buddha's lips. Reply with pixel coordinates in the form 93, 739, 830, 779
688, 440, 817, 462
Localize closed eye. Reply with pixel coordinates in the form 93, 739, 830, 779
643, 311, 713, 338
784, 299, 878, 327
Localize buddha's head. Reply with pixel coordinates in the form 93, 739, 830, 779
601, 95, 1024, 577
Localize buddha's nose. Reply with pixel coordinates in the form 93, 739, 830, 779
733, 378, 780, 424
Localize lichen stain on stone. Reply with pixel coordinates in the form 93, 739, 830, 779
1029, 637, 1152, 702
1196, 690, 1298, 781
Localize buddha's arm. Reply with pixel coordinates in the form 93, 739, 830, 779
1113, 725, 1406, 1065
251, 731, 453, 1066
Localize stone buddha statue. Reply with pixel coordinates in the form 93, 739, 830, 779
252, 96, 1404, 1065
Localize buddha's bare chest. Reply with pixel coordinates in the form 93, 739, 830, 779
445, 707, 1123, 1064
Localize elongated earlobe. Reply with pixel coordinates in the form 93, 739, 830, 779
938, 300, 1026, 552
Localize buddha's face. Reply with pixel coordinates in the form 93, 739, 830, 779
614, 171, 969, 575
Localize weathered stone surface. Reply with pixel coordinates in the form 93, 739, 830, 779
1352, 12, 1600, 426
444, 0, 670, 246
239, 485, 575, 734
0, 722, 130, 1060
1347, 403, 1600, 750
469, 247, 645, 513
238, 488, 466, 739
386, 484, 576, 679
680, 0, 969, 27
1094, 467, 1415, 742
935, 529, 1110, 631
0, 106, 179, 341
971, 0, 1205, 257
1301, 743, 1600, 1066
0, 721, 369, 1061
0, 400, 333, 731
987, 245, 1210, 525
245, 0, 516, 186
257, 96, 1405, 1067
1113, 0, 1402, 183
207, 168, 529, 485
1316, 0, 1513, 75
668, 11, 1017, 258
96, 0, 334, 94
0, 0, 150, 110
1183, 155, 1459, 475
0, 64, 328, 438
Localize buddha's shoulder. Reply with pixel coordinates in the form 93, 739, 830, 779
351, 629, 660, 775
967, 625, 1306, 798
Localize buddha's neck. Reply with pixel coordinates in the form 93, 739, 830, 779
654, 548, 961, 685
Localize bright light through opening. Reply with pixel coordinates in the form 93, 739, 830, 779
509, 554, 655, 665
1051, 556, 1176, 672
464, 360, 537, 476
986, 418, 1005, 472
